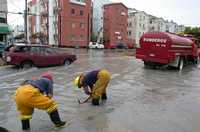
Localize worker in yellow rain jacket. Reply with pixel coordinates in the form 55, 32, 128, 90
14, 72, 65, 130
74, 69, 111, 106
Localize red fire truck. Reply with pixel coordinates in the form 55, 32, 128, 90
136, 32, 200, 70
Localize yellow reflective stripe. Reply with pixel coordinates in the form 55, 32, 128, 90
47, 104, 58, 114
20, 115, 32, 120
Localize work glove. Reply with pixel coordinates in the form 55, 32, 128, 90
47, 94, 53, 99
83, 86, 91, 95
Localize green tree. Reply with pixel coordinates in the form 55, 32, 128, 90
184, 27, 200, 44
90, 33, 97, 42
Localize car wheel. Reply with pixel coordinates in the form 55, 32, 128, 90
63, 60, 71, 66
21, 61, 33, 69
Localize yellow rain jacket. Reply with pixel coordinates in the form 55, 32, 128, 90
14, 84, 57, 120
82, 69, 111, 99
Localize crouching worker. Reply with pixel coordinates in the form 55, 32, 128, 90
14, 72, 66, 130
74, 69, 111, 106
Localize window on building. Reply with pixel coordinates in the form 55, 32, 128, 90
70, 35, 75, 41
140, 16, 142, 20
71, 9, 75, 15
70, 0, 86, 4
128, 31, 132, 35
80, 35, 85, 40
129, 22, 132, 27
0, 17, 6, 23
75, 0, 85, 2
80, 22, 85, 29
80, 10, 84, 16
71, 23, 76, 28
143, 24, 145, 29
139, 32, 141, 36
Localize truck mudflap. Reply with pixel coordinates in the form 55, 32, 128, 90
168, 56, 180, 67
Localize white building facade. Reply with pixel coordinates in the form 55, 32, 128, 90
149, 16, 167, 32
128, 8, 182, 48
128, 9, 150, 47
166, 20, 178, 33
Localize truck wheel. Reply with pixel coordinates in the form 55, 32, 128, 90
144, 61, 149, 68
178, 58, 184, 70
195, 56, 200, 64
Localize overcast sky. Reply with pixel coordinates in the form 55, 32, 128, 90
7, 0, 200, 27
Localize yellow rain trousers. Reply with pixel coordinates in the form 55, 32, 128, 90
14, 85, 57, 120
91, 69, 111, 99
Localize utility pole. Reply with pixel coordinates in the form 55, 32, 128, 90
24, 0, 28, 43
59, 0, 62, 46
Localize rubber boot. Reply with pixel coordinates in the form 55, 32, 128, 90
21, 119, 30, 130
101, 93, 107, 100
92, 98, 100, 106
49, 109, 66, 127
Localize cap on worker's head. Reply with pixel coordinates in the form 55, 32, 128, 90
74, 75, 81, 88
41, 72, 53, 82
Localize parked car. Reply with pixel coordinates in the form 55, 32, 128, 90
0, 42, 6, 57
127, 43, 134, 49
89, 42, 104, 49
2, 44, 77, 68
116, 43, 128, 49
104, 43, 116, 49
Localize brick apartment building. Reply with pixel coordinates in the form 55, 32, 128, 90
59, 0, 92, 47
103, 3, 128, 48
28, 0, 92, 47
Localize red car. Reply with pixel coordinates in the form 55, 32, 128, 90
2, 44, 77, 68
104, 43, 116, 49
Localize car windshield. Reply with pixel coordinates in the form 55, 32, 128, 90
4, 45, 16, 52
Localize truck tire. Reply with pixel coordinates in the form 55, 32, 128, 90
195, 56, 200, 64
178, 58, 184, 70
144, 61, 150, 68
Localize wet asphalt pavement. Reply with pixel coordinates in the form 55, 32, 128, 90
1, 49, 200, 132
